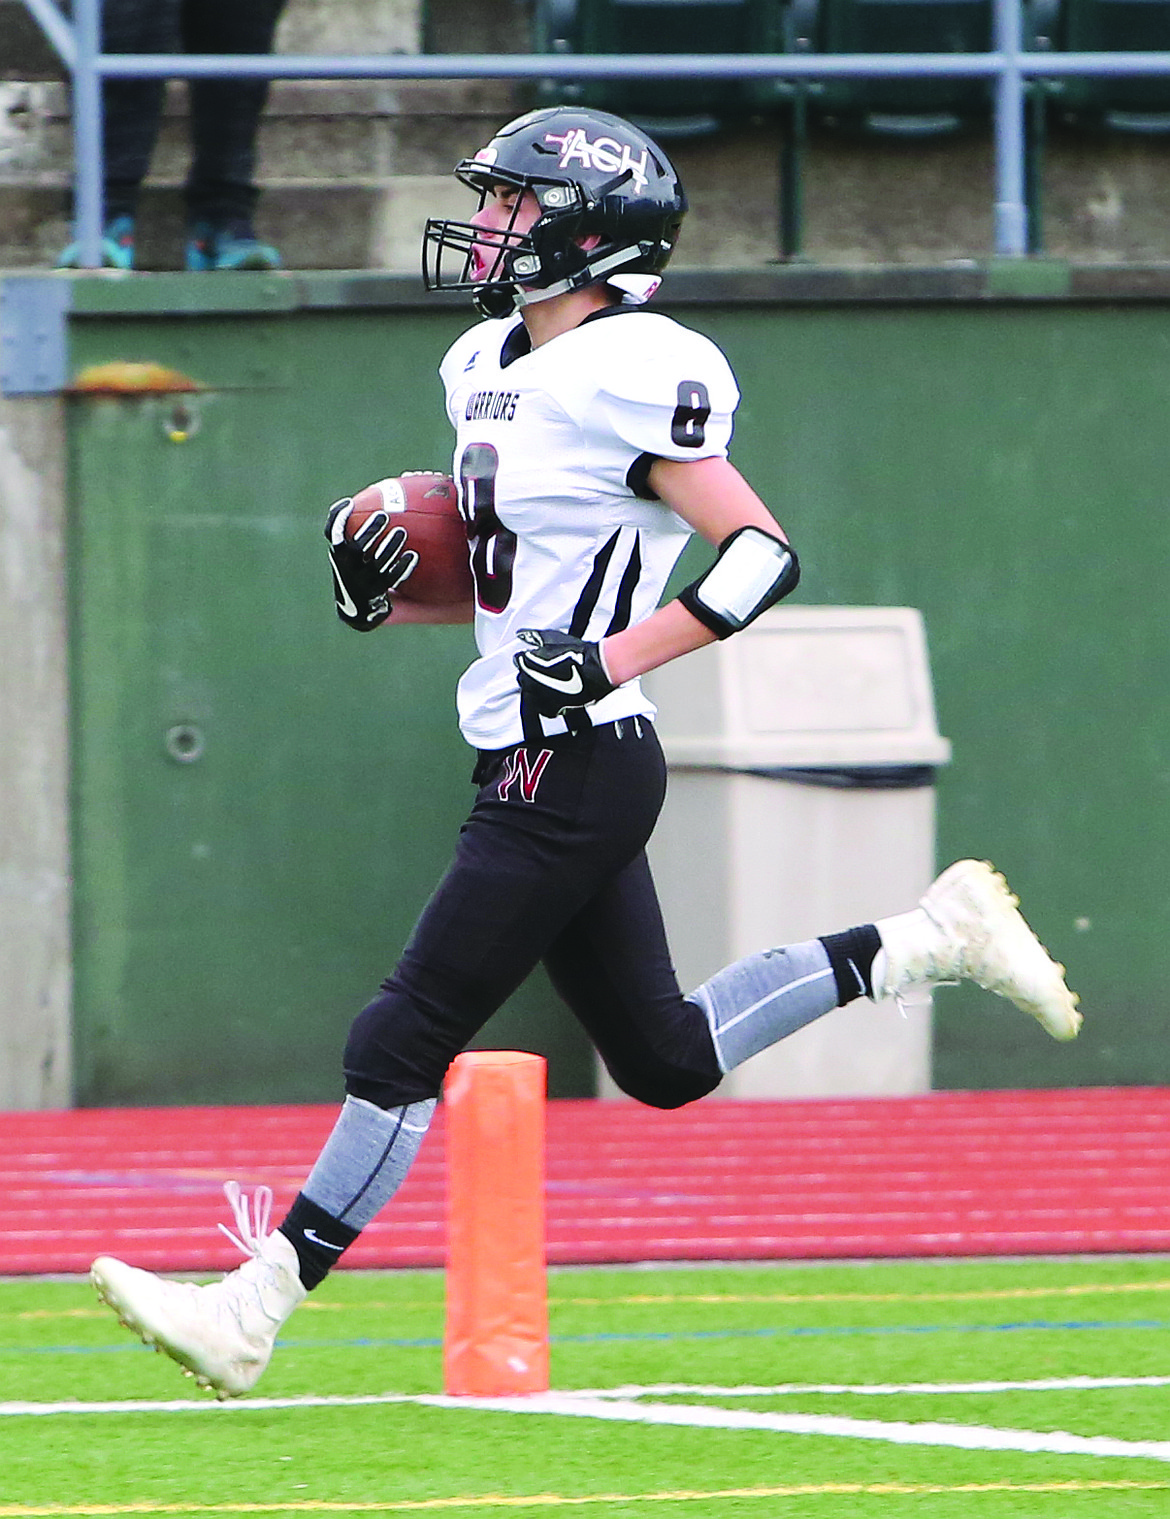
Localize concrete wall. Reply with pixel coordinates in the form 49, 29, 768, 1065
0, 392, 71, 1108
275, 0, 421, 56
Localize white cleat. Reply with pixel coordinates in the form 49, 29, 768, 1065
91, 1182, 305, 1399
875, 858, 1082, 1041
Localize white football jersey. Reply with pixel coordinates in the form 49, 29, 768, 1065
439, 306, 740, 750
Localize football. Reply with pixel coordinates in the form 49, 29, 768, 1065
345, 472, 472, 606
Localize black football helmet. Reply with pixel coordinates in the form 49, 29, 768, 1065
422, 106, 687, 319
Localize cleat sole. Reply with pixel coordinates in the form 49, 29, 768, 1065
91, 1261, 224, 1395
87, 1212, 303, 1401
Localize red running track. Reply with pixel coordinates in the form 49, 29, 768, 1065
2, 1088, 1168, 1276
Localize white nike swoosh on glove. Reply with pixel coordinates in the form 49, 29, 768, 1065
523, 660, 585, 695
329, 556, 360, 620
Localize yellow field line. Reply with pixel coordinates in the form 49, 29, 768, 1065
2, 1480, 1170, 1513
551, 1282, 1170, 1308
12, 1279, 1170, 1322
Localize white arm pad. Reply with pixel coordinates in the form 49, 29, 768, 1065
679, 526, 800, 639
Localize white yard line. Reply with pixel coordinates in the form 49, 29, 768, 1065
415, 1393, 1170, 1464
0, 1394, 424, 1416
4, 1379, 1170, 1466
3, 1374, 1169, 1417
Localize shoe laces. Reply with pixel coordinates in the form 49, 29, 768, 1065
218, 1181, 273, 1260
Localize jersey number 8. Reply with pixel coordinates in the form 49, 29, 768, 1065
671, 380, 711, 449
458, 442, 517, 613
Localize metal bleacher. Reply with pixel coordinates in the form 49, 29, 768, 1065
524, 0, 1170, 255
15, 1, 1170, 263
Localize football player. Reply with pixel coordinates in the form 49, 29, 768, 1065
90, 107, 1081, 1397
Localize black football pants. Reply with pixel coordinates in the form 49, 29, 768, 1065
343, 719, 723, 1110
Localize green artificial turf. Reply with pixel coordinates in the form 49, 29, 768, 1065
2, 1256, 1169, 1517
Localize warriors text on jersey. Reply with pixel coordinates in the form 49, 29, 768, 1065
439, 306, 740, 749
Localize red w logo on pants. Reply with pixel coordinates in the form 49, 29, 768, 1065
497, 747, 553, 804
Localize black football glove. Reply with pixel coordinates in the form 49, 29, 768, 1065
324, 497, 419, 631
513, 629, 618, 717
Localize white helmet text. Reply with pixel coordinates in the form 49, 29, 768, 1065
542, 129, 650, 193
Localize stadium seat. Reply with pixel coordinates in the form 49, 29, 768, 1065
794, 0, 994, 136
781, 1, 1056, 252
1048, 0, 1170, 132
531, 0, 791, 138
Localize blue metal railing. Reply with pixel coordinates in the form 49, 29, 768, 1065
19, 0, 1170, 267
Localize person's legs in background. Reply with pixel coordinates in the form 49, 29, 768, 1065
181, 0, 288, 270
57, 0, 181, 269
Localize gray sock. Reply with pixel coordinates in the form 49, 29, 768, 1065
689, 940, 839, 1074
301, 1094, 436, 1231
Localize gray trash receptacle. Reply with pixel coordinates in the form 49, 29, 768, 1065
614, 606, 951, 1100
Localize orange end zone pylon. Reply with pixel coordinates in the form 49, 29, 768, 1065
442, 1050, 549, 1396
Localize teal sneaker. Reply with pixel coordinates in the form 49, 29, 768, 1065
185, 219, 282, 272
56, 214, 135, 270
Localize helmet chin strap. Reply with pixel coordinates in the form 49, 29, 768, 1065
511, 243, 648, 312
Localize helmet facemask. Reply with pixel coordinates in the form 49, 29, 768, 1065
424, 166, 647, 320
